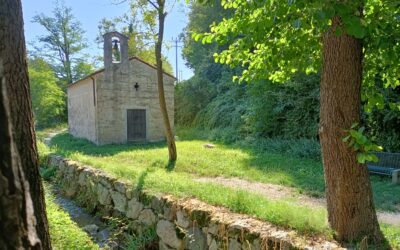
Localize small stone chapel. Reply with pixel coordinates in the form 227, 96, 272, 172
67, 31, 175, 145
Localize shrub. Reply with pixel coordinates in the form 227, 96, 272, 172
37, 140, 51, 166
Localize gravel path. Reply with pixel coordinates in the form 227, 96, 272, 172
196, 176, 400, 226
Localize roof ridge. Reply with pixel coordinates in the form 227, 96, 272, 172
68, 56, 176, 88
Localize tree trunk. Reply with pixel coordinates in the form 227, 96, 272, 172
155, 0, 177, 162
320, 17, 383, 243
0, 0, 51, 248
0, 71, 42, 249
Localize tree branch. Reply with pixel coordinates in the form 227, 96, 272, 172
147, 0, 160, 11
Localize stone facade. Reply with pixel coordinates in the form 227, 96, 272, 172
48, 154, 344, 250
67, 31, 175, 145
68, 78, 97, 142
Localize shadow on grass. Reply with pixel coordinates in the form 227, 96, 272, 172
165, 161, 176, 172
52, 132, 400, 211
51, 133, 166, 157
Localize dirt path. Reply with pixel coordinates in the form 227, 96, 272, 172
43, 132, 62, 146
196, 176, 400, 226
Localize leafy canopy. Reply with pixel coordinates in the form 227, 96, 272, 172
29, 57, 65, 128
194, 0, 400, 110
32, 0, 94, 85
97, 1, 173, 73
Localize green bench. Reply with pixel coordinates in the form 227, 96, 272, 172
367, 152, 400, 184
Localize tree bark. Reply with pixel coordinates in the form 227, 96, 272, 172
0, 70, 42, 249
320, 17, 383, 243
0, 0, 51, 248
155, 0, 177, 162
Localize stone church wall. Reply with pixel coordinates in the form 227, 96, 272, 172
67, 78, 97, 143
95, 58, 175, 145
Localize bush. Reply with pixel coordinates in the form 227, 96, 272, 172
37, 140, 51, 166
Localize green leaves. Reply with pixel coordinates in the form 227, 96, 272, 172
29, 57, 65, 128
343, 16, 366, 39
343, 123, 383, 164
193, 0, 399, 112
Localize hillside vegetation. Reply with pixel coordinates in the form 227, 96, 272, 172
176, 2, 400, 152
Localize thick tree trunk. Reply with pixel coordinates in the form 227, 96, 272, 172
155, 0, 177, 162
0, 72, 42, 249
0, 0, 51, 248
320, 17, 383, 243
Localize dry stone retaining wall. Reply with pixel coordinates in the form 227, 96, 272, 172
48, 154, 343, 250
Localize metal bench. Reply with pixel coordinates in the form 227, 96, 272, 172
367, 152, 400, 184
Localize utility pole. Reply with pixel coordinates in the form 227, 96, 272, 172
171, 37, 182, 82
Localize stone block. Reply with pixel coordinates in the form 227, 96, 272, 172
159, 241, 174, 250
138, 209, 156, 226
65, 183, 78, 197
97, 184, 112, 205
176, 210, 190, 229
209, 239, 218, 250
114, 181, 126, 194
228, 239, 242, 250
150, 194, 164, 214
163, 203, 177, 221
110, 190, 127, 213
126, 199, 143, 219
207, 222, 219, 235
156, 220, 183, 250
184, 226, 207, 250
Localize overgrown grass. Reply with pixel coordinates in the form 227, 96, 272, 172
177, 127, 400, 211
44, 183, 98, 249
381, 224, 400, 249
35, 123, 67, 141
125, 227, 158, 250
45, 131, 400, 244
50, 132, 329, 235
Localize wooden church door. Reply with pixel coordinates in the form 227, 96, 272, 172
127, 109, 146, 141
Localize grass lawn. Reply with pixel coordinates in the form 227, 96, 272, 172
44, 183, 98, 249
46, 130, 400, 245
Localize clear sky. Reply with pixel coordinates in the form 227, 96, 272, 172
21, 0, 194, 81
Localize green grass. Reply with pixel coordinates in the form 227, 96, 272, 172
381, 224, 400, 249
45, 131, 400, 244
49, 132, 330, 235
35, 123, 67, 141
44, 183, 98, 249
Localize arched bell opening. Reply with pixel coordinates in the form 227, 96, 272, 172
111, 37, 121, 63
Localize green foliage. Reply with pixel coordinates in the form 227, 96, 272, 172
381, 224, 400, 249
40, 166, 57, 181
32, 0, 94, 86
364, 86, 400, 152
37, 140, 51, 166
178, 1, 322, 142
175, 76, 217, 126
242, 137, 321, 161
97, 17, 173, 74
195, 0, 399, 112
29, 57, 65, 128
126, 227, 158, 250
244, 75, 320, 139
182, 1, 232, 73
44, 183, 99, 249
343, 123, 383, 164
176, 73, 320, 142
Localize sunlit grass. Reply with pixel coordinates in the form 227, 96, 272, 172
44, 183, 98, 249
50, 133, 330, 235
47, 131, 400, 242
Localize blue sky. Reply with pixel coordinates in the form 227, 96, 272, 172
21, 0, 194, 81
